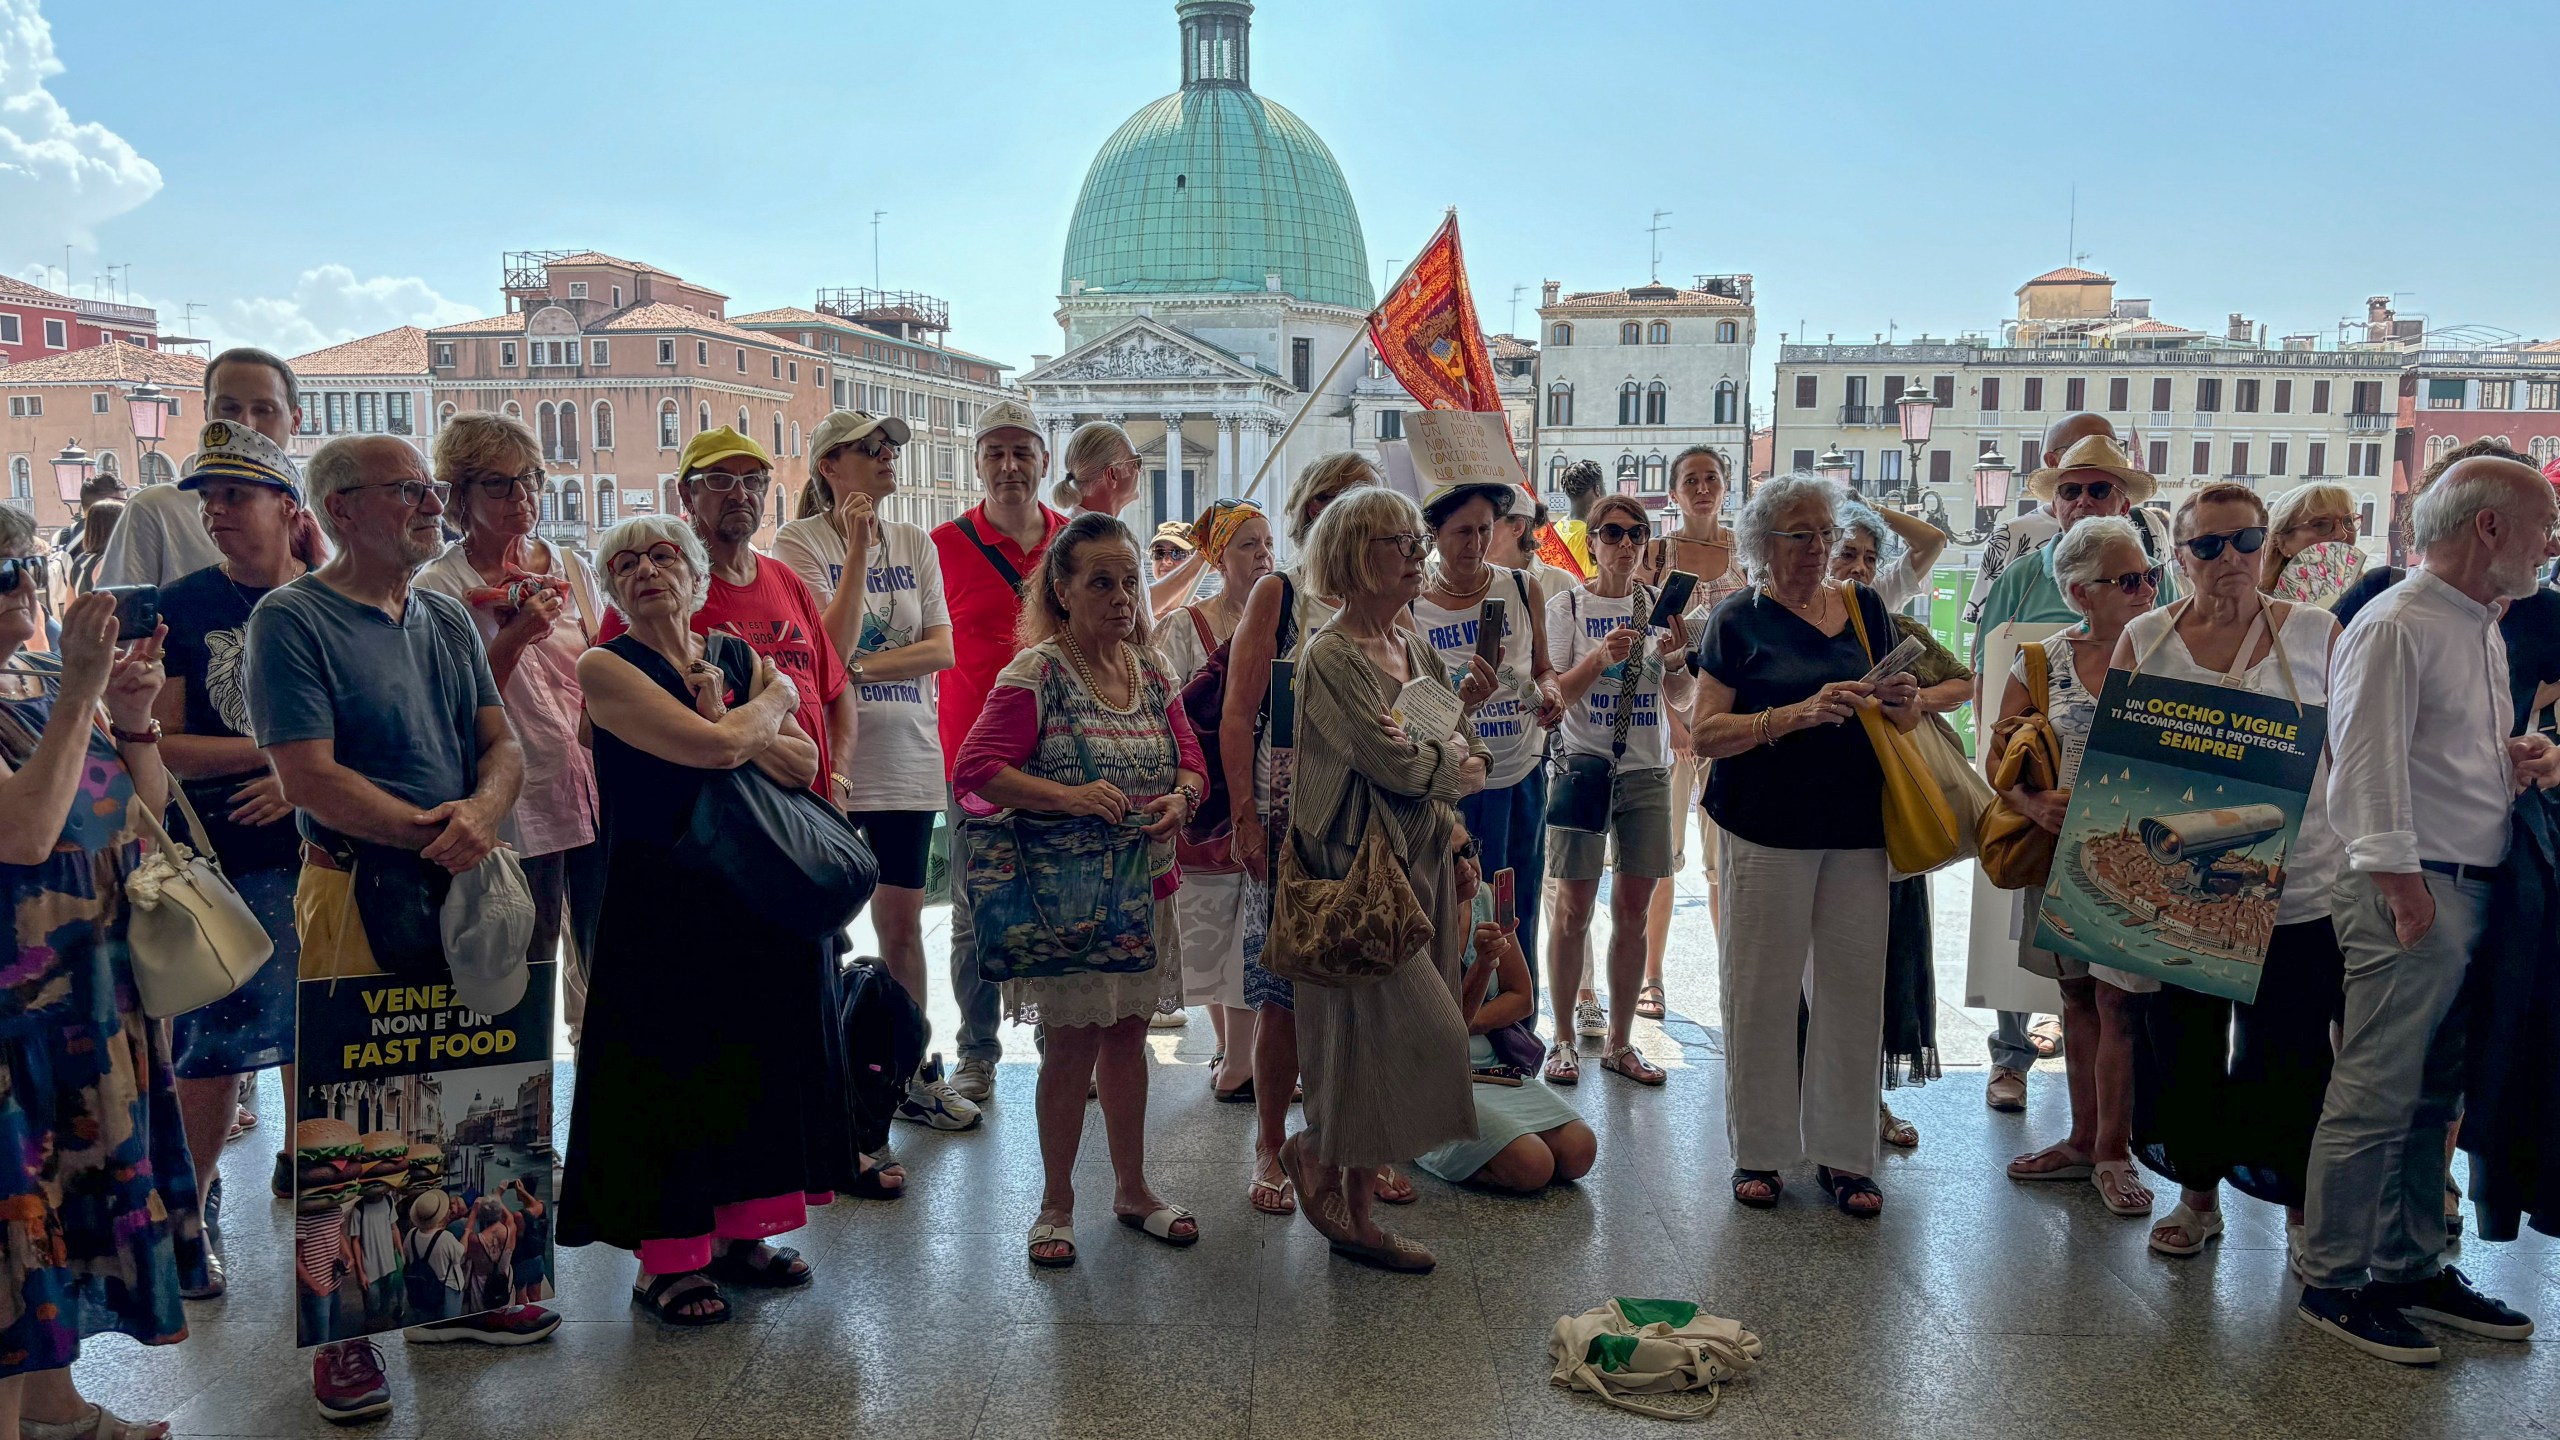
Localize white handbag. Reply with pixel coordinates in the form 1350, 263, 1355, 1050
114, 738, 277, 1020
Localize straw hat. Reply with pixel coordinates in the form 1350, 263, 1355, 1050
2028, 433, 2156, 503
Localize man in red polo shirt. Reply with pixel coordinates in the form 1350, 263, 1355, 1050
930, 400, 1065, 1102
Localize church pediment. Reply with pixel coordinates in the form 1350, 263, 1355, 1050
1024, 318, 1270, 385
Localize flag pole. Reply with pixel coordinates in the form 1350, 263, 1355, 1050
1238, 211, 1449, 503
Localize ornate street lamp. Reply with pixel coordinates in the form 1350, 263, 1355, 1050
1896, 383, 1936, 506
1813, 445, 1853, 490
50, 438, 94, 506
1972, 445, 2014, 536
126, 379, 171, 481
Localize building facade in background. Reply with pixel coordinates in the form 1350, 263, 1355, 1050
2408, 344, 2560, 475
1532, 277, 1755, 517
0, 275, 162, 369
0, 341, 204, 530
286, 325, 437, 475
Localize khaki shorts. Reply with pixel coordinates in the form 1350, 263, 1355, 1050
294, 864, 385, 980
1548, 766, 1675, 881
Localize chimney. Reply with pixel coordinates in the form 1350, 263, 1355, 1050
2366, 296, 2393, 345
1540, 280, 1560, 306
2227, 313, 2251, 342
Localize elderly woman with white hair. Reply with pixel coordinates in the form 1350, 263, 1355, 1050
1689, 475, 1922, 1218
1276, 486, 1488, 1273
1054, 419, 1204, 617
559, 515, 872, 1329
1992, 514, 2162, 1219
2261, 481, 2365, 607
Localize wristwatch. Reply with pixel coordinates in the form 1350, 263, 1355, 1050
848, 660, 868, 684
109, 718, 163, 745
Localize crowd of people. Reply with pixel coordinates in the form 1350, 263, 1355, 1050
5, 349, 2559, 1435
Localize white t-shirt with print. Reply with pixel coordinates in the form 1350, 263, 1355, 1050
1543, 585, 1674, 772
1413, 570, 1545, 790
772, 515, 950, 811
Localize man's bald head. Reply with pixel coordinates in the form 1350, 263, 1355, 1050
2044, 412, 2117, 459
2413, 455, 2558, 600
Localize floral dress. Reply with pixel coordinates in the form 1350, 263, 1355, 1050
0, 655, 203, 1376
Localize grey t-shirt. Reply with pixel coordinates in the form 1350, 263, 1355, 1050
244, 574, 501, 851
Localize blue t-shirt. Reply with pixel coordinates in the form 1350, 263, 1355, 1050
243, 574, 501, 851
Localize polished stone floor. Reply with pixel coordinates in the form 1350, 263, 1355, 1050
82, 865, 2559, 1438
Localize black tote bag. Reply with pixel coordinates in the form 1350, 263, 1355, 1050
672, 765, 879, 941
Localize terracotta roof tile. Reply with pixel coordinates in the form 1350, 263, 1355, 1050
548, 251, 672, 277
1546, 286, 1749, 312
1486, 332, 1537, 359
2019, 266, 2112, 289
430, 313, 527, 335
0, 338, 204, 385
289, 325, 431, 377
0, 273, 71, 307
596, 303, 825, 355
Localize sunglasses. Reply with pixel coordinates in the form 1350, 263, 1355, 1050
851, 434, 899, 459
2182, 526, 2268, 562
1593, 522, 1652, 545
2054, 480, 2116, 502
0, 556, 37, 595
2092, 566, 2163, 596
1454, 837, 1482, 862
606, 542, 690, 578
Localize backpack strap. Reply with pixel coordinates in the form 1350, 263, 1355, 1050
957, 513, 1029, 597
1185, 604, 1215, 656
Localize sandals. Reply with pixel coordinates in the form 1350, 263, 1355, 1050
1249, 1176, 1297, 1216
1599, 1045, 1665, 1087
1214, 1078, 1256, 1104
632, 1270, 730, 1326
1880, 1104, 1919, 1149
1373, 1167, 1418, 1205
1028, 1220, 1078, 1268
1329, 1229, 1436, 1274
1730, 1169, 1783, 1210
2006, 1143, 2094, 1182
1277, 1136, 1353, 1247
2091, 1160, 2155, 1217
1634, 982, 1667, 1020
1117, 1203, 1201, 1247
707, 1241, 812, 1289
19, 1405, 171, 1440
1542, 1042, 1580, 1086
846, 1156, 906, 1202
1816, 1165, 1883, 1219
226, 1106, 257, 1141
2027, 1017, 2065, 1059
2149, 1202, 2224, 1257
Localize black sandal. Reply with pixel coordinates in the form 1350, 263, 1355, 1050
632, 1270, 730, 1326
1730, 1169, 1782, 1209
708, 1242, 813, 1289
1817, 1166, 1883, 1219
847, 1157, 905, 1202
1214, 1077, 1256, 1104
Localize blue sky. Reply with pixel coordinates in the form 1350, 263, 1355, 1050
11, 0, 2555, 396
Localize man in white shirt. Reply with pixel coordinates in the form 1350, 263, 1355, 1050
2300, 455, 2560, 1365
97, 348, 302, 586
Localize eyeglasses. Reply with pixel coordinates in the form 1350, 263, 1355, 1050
345, 478, 450, 508
1770, 526, 1842, 550
2183, 526, 2268, 562
690, 469, 772, 494
466, 467, 545, 499
605, 543, 689, 579
2054, 481, 2116, 503
2284, 514, 2350, 539
1370, 533, 1429, 559
1593, 522, 1652, 546
2092, 566, 2163, 596
0, 556, 36, 594
851, 434, 899, 459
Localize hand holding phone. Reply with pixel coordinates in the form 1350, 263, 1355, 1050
1474, 596, 1507, 669
98, 584, 162, 642
1645, 571, 1697, 631
1493, 867, 1517, 932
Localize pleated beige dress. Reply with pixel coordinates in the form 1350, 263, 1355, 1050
1287, 624, 1483, 1168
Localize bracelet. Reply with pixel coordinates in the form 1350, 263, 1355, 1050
110, 718, 163, 745
1755, 710, 1773, 748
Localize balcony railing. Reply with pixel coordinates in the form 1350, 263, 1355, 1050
75, 298, 155, 327
1837, 404, 1893, 426
2347, 412, 2393, 432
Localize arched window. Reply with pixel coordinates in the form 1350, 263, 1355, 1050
1715, 320, 1738, 344
1549, 322, 1572, 347
6, 457, 29, 505
141, 451, 175, 486
659, 401, 679, 449
437, 401, 457, 429
737, 407, 751, 436
537, 402, 559, 459
1547, 454, 1566, 488
561, 480, 582, 525
772, 414, 784, 457
1647, 321, 1669, 345
95, 450, 119, 480
1643, 453, 1668, 492
538, 485, 558, 525
1644, 381, 1667, 425
596, 482, 619, 527
697, 402, 711, 434
1615, 453, 1640, 488
1620, 322, 1642, 346
1713, 381, 1739, 426
558, 401, 580, 462
790, 422, 801, 457
1618, 382, 1641, 425
502, 401, 522, 420
593, 401, 614, 450
1546, 383, 1573, 428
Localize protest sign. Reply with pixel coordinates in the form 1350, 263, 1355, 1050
1406, 409, 1529, 494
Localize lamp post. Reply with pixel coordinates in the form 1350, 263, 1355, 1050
1813, 445, 1853, 492
1895, 383, 1936, 508
126, 379, 171, 483
50, 439, 94, 509
1971, 445, 2014, 538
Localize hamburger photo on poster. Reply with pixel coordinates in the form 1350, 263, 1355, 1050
292, 966, 556, 1348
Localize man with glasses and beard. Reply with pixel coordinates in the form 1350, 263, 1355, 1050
597, 427, 854, 803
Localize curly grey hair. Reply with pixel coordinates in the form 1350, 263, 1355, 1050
2049, 515, 2146, 617
595, 514, 712, 618
1735, 473, 1839, 581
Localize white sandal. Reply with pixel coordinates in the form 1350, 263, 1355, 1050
2090, 1159, 2155, 1217
1027, 1221, 1077, 1268
2147, 1202, 2223, 1256
21, 1404, 170, 1440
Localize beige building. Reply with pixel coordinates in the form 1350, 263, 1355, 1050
1, 340, 205, 532
1532, 277, 1756, 516
287, 325, 437, 469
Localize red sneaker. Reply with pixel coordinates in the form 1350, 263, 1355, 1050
404, 1304, 562, 1347
312, 1339, 392, 1425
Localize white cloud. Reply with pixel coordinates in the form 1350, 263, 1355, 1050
222, 264, 480, 356
0, 0, 161, 255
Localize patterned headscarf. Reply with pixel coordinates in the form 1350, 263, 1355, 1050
1193, 498, 1264, 564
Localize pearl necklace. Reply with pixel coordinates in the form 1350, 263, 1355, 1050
1059, 632, 1141, 715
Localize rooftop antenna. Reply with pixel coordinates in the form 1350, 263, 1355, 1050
2066, 182, 2076, 267
1383, 259, 1401, 295
1647, 209, 1673, 283
1509, 283, 1527, 337
182, 303, 205, 337
870, 211, 887, 289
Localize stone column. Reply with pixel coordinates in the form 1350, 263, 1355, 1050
1215, 412, 1238, 497
1239, 417, 1270, 499
1045, 416, 1070, 489
1159, 412, 1187, 519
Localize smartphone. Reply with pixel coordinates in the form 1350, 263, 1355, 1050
1645, 570, 1698, 631
98, 584, 161, 642
1474, 597, 1506, 669
1493, 866, 1517, 931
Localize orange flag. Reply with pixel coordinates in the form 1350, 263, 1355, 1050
1368, 214, 1502, 414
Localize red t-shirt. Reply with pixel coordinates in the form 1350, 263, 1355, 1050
929, 503, 1065, 779
598, 554, 848, 790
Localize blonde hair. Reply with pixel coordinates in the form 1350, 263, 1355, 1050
1304, 486, 1423, 601
431, 413, 542, 534
1282, 452, 1378, 544
1016, 511, 1152, 650
2263, 480, 2356, 586
1053, 421, 1135, 510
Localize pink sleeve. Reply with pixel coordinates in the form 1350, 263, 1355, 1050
1167, 691, 1205, 776
952, 682, 1041, 801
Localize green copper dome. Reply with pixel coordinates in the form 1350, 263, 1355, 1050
1060, 3, 1372, 312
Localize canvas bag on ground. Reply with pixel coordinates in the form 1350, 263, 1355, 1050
114, 727, 275, 1020
1547, 1297, 1761, 1422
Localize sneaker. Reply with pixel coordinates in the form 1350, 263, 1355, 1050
896, 1055, 984, 1131
2368, 1266, 2535, 1341
2298, 1285, 2440, 1365
1573, 998, 1606, 1040
182, 1176, 225, 1300
405, 1304, 562, 1347
313, 1338, 394, 1423
950, 1056, 997, 1104
1149, 1007, 1189, 1029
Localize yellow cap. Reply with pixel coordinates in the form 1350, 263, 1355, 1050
677, 426, 773, 477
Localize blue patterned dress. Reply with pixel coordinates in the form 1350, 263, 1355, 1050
0, 655, 203, 1375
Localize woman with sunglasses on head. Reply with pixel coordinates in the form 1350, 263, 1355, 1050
417, 414, 607, 1040
2110, 483, 2345, 1264
1690, 476, 1920, 1217
1542, 494, 1694, 1089
2261, 482, 2367, 608
1994, 515, 2164, 1220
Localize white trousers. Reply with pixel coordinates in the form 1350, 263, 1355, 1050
1717, 834, 1890, 1176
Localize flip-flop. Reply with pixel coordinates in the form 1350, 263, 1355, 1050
2006, 1145, 2095, 1181
1373, 1167, 1417, 1205
1214, 1078, 1256, 1104
2091, 1160, 2155, 1217
1634, 983, 1667, 1020
1543, 1043, 1580, 1086
1117, 1203, 1201, 1247
1028, 1221, 1077, 1268
1600, 1044, 1665, 1086
1249, 1176, 1297, 1216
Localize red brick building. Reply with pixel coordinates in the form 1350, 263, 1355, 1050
0, 275, 162, 369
